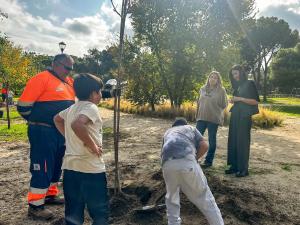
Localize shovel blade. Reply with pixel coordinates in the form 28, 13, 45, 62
134, 204, 166, 213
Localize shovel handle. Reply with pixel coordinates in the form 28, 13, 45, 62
155, 192, 166, 204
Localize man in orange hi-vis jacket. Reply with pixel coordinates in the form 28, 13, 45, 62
17, 54, 75, 220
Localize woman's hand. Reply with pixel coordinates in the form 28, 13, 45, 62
231, 96, 258, 105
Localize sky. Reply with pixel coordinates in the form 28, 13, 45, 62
0, 0, 300, 57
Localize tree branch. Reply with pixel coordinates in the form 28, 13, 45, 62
125, 0, 132, 14
266, 49, 274, 64
111, 0, 121, 17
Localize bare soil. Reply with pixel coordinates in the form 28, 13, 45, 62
0, 108, 299, 225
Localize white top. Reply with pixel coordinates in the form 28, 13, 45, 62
59, 101, 105, 173
8, 91, 14, 98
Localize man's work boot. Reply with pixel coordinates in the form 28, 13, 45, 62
28, 206, 54, 220
45, 196, 64, 205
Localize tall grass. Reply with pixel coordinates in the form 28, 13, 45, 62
253, 107, 284, 128
99, 99, 284, 128
100, 99, 198, 122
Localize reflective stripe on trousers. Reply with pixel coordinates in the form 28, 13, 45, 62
28, 187, 48, 206
28, 184, 59, 206
47, 183, 59, 196
162, 158, 224, 225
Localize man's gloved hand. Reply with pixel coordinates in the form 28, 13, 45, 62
104, 79, 123, 97
101, 87, 121, 98
104, 83, 113, 90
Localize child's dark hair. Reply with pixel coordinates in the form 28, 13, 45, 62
172, 117, 188, 127
73, 73, 103, 100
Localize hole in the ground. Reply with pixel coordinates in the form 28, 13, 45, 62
151, 170, 163, 180
107, 170, 297, 224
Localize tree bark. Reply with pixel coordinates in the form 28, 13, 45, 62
5, 82, 10, 129
148, 32, 174, 106
263, 58, 268, 102
5, 96, 10, 129
150, 101, 155, 111
112, 0, 130, 194
256, 59, 262, 91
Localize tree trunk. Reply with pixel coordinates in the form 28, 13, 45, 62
170, 96, 174, 108
112, 0, 129, 195
150, 40, 174, 105
6, 97, 10, 129
150, 102, 155, 111
263, 69, 267, 102
113, 95, 120, 194
256, 61, 262, 91
263, 64, 268, 102
5, 82, 10, 129
251, 65, 256, 83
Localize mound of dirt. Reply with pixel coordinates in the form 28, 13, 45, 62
107, 168, 299, 225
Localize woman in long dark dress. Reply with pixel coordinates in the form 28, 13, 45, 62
226, 65, 260, 177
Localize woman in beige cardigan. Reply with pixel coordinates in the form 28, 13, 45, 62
196, 71, 228, 168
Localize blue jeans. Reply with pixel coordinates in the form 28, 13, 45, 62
63, 170, 109, 225
196, 120, 219, 165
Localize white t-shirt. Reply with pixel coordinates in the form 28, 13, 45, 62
59, 101, 105, 173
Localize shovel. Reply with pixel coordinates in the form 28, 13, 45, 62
134, 192, 166, 213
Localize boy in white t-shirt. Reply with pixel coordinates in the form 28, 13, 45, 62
54, 73, 108, 225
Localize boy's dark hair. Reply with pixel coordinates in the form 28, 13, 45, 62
73, 73, 103, 100
172, 117, 188, 127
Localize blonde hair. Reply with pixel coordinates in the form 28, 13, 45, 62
205, 71, 223, 90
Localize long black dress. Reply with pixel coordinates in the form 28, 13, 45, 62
227, 80, 259, 173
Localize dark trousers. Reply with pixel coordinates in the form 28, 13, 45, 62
196, 120, 219, 165
28, 125, 65, 190
1, 93, 6, 102
63, 170, 109, 225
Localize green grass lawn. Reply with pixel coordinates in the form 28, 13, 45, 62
0, 106, 27, 141
262, 97, 300, 118
0, 107, 22, 121
0, 123, 28, 141
268, 105, 300, 117
266, 97, 300, 105
0, 121, 114, 142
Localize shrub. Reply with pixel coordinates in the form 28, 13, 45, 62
253, 107, 284, 128
222, 104, 283, 128
99, 99, 284, 128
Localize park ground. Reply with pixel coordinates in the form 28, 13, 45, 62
0, 107, 300, 225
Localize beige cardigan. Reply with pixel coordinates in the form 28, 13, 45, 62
196, 86, 228, 125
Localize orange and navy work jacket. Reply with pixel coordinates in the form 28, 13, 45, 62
17, 70, 75, 126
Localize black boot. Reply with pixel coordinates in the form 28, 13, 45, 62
235, 171, 249, 177
225, 167, 237, 174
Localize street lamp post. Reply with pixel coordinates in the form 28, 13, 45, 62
59, 41, 66, 53
97, 60, 102, 76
